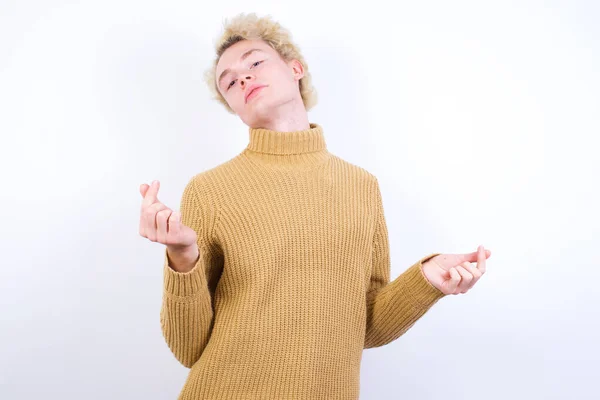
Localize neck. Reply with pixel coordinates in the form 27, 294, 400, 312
247, 98, 310, 132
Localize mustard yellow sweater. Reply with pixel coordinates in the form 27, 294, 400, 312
160, 122, 447, 399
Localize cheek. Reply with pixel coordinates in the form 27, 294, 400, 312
261, 65, 290, 85
225, 88, 243, 107
265, 73, 294, 97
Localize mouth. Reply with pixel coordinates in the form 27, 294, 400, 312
245, 86, 266, 103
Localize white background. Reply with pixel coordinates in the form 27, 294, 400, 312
1, 1, 599, 399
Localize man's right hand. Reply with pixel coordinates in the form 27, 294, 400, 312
139, 180, 199, 272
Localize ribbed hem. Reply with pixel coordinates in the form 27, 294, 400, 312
399, 253, 446, 309
163, 249, 208, 299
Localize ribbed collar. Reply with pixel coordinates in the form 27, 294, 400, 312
242, 122, 332, 172
246, 122, 327, 155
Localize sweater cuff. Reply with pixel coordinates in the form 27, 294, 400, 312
399, 253, 447, 310
163, 249, 208, 299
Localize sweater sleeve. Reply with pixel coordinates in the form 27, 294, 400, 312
160, 176, 223, 368
364, 178, 447, 349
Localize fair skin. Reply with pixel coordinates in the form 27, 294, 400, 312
423, 246, 492, 295
138, 39, 493, 292
215, 38, 310, 132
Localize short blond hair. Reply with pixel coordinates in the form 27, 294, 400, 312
203, 12, 318, 114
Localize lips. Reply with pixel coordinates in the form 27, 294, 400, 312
245, 85, 266, 103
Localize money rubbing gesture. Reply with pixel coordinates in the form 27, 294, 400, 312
422, 246, 492, 295
139, 180, 199, 272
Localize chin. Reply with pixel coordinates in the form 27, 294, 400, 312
239, 111, 260, 127
247, 99, 273, 115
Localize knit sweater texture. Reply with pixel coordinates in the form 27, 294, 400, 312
160, 122, 447, 399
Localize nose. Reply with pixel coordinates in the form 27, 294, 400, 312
241, 76, 252, 86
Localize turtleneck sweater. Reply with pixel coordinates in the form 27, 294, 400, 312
160, 122, 447, 399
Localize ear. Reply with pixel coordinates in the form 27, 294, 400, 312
289, 59, 305, 81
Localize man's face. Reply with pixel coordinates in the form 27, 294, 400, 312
215, 39, 304, 126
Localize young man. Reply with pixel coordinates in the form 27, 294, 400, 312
139, 12, 491, 399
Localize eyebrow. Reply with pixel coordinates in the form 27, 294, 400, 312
218, 48, 264, 88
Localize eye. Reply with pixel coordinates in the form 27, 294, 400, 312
227, 60, 263, 90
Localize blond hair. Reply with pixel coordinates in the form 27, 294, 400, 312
203, 12, 318, 114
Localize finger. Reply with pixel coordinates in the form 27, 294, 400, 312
169, 211, 181, 237
142, 180, 160, 208
446, 267, 461, 294
140, 183, 149, 198
477, 245, 487, 273
461, 261, 481, 290
139, 193, 153, 237
156, 208, 172, 244
462, 260, 482, 280
144, 201, 169, 241
455, 265, 473, 293
138, 183, 151, 235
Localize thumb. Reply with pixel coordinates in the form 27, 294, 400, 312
459, 247, 492, 263
141, 180, 160, 206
